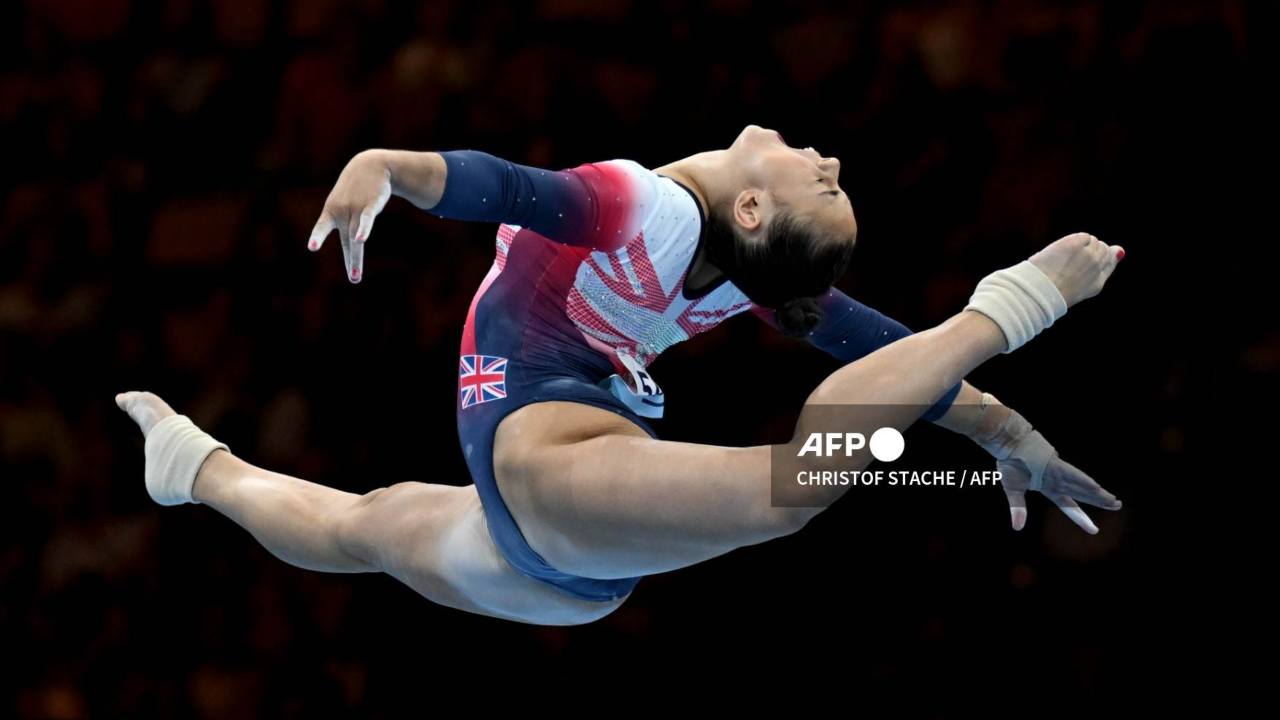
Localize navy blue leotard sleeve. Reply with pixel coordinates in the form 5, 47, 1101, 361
754, 289, 962, 421
427, 149, 627, 249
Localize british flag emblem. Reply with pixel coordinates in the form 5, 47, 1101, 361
459, 354, 508, 409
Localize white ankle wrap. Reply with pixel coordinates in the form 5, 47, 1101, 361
144, 414, 228, 506
964, 260, 1068, 353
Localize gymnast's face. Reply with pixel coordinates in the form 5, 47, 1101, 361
726, 124, 858, 246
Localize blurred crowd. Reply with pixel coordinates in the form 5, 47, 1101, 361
1, 0, 1260, 717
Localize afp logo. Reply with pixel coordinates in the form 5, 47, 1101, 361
796, 428, 906, 463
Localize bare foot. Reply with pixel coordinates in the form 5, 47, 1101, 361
1028, 232, 1125, 307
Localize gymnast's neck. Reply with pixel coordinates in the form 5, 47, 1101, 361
653, 149, 741, 223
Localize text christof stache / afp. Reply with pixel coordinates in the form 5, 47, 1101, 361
793, 469, 1004, 487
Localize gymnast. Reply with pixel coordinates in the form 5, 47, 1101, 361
117, 125, 1124, 625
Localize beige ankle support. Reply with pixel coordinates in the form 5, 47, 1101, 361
964, 260, 1068, 353
144, 414, 229, 506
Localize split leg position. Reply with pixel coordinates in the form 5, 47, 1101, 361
115, 395, 626, 626
117, 234, 1123, 625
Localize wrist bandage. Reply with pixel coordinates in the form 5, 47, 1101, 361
964, 260, 1068, 353
976, 410, 1055, 492
144, 414, 229, 506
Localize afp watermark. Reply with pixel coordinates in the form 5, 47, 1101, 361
796, 427, 906, 462
771, 404, 1002, 507
791, 468, 1004, 488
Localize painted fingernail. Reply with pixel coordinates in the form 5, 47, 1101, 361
308, 240, 318, 251
351, 267, 361, 282
1116, 248, 1125, 261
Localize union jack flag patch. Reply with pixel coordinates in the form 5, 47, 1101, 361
459, 354, 508, 409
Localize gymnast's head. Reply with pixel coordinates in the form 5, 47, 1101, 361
705, 124, 858, 336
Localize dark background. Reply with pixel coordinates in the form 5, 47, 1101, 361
2, 0, 1268, 716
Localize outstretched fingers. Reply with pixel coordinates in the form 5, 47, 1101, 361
355, 202, 380, 245
306, 207, 362, 283
996, 454, 1120, 534
309, 203, 386, 283
308, 213, 336, 252
1047, 494, 1099, 535
307, 154, 392, 284
340, 228, 359, 283
1004, 487, 1028, 531
1045, 456, 1123, 510
345, 212, 365, 283
346, 188, 390, 283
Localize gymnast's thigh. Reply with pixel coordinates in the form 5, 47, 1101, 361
345, 481, 628, 625
492, 401, 802, 580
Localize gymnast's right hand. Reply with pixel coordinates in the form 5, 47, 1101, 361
308, 150, 394, 284
1029, 232, 1125, 307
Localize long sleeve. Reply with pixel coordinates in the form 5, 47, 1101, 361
428, 150, 636, 251
752, 288, 962, 421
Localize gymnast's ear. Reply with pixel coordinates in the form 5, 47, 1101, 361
732, 188, 767, 234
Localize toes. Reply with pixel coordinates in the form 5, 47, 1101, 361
115, 391, 141, 413
115, 391, 177, 436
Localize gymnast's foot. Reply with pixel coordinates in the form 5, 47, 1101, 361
1028, 232, 1125, 308
115, 390, 176, 437
115, 391, 228, 506
966, 232, 1125, 353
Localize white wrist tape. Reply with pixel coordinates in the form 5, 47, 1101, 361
964, 260, 1068, 353
144, 414, 228, 506
977, 411, 1055, 492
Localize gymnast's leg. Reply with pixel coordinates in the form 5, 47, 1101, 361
494, 310, 1004, 578
492, 235, 1124, 579
115, 391, 627, 625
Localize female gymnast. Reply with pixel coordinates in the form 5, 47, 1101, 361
117, 125, 1124, 625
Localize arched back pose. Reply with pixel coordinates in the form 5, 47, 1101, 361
117, 125, 1124, 625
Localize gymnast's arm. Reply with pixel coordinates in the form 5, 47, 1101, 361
308, 149, 619, 281
751, 288, 993, 434
394, 149, 607, 234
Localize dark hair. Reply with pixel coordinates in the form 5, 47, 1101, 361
705, 211, 855, 336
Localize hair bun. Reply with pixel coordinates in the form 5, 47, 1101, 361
775, 297, 822, 337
